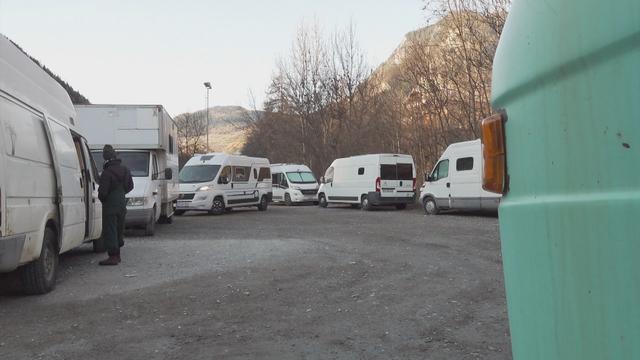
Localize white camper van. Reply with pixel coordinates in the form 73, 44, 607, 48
318, 154, 416, 210
177, 153, 272, 215
270, 164, 319, 205
419, 139, 501, 215
0, 35, 102, 294
75, 104, 179, 235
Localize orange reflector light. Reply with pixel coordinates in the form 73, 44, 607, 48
481, 112, 507, 194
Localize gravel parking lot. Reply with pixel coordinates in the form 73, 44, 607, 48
0, 204, 511, 360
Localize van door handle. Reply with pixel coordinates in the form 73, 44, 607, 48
446, 182, 451, 188
231, 183, 234, 189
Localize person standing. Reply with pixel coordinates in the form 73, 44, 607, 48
98, 145, 134, 266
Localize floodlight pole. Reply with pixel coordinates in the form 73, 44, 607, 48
204, 82, 212, 153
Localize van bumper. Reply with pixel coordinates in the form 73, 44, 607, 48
0, 234, 25, 272
125, 208, 153, 226
367, 191, 416, 206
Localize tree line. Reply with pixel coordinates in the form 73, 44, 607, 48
241, 0, 509, 181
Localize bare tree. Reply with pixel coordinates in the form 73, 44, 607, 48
175, 112, 207, 167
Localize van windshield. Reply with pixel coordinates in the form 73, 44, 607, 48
380, 163, 413, 180
179, 165, 221, 183
91, 151, 150, 177
286, 171, 317, 184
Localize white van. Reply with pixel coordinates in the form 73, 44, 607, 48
0, 35, 102, 294
75, 104, 179, 236
419, 139, 501, 214
318, 154, 416, 210
177, 153, 272, 215
270, 164, 319, 205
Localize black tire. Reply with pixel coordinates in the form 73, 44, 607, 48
360, 195, 372, 211
284, 193, 293, 206
257, 196, 269, 211
424, 197, 439, 215
21, 227, 58, 295
92, 237, 106, 253
318, 194, 328, 208
209, 197, 226, 215
395, 203, 407, 210
174, 210, 186, 216
145, 207, 157, 236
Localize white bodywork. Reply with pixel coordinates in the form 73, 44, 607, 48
75, 104, 179, 226
177, 153, 272, 212
270, 164, 319, 204
318, 154, 416, 207
419, 139, 501, 212
0, 34, 102, 273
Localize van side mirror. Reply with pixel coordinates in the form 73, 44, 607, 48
426, 175, 435, 182
320, 176, 325, 184
164, 168, 173, 180
219, 176, 229, 185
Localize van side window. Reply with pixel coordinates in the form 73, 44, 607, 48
232, 166, 251, 182
152, 155, 159, 179
219, 166, 231, 184
324, 167, 334, 183
432, 160, 449, 181
272, 173, 280, 187
456, 157, 474, 171
280, 175, 289, 188
258, 167, 271, 181
358, 167, 365, 175
253, 168, 258, 179
169, 135, 174, 154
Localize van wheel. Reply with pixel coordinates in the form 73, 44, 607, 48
145, 207, 157, 236
424, 198, 439, 215
209, 197, 226, 215
284, 193, 293, 206
395, 203, 407, 210
93, 237, 106, 253
174, 210, 186, 216
361, 195, 372, 211
21, 228, 58, 295
318, 194, 328, 208
257, 196, 269, 211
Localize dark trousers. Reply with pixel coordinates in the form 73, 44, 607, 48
103, 210, 126, 256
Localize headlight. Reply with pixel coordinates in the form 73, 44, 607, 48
127, 197, 145, 206
197, 185, 211, 192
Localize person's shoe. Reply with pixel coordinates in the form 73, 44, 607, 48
99, 256, 120, 266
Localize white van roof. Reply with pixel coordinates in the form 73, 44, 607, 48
331, 153, 414, 166
185, 153, 270, 167
271, 163, 312, 172
0, 34, 76, 126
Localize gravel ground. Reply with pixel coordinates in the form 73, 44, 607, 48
0, 204, 511, 359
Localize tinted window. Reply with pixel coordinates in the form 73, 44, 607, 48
432, 160, 449, 181
456, 157, 474, 171
380, 165, 397, 180
233, 166, 251, 182
259, 167, 271, 181
272, 173, 280, 186
286, 171, 316, 183
179, 165, 221, 183
358, 167, 365, 175
397, 163, 413, 180
253, 168, 258, 179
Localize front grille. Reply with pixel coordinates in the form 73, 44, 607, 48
300, 189, 318, 195
179, 193, 195, 200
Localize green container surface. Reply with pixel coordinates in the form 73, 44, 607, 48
492, 0, 639, 359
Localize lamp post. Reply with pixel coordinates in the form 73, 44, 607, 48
204, 82, 212, 153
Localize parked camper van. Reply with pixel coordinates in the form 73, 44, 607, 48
270, 164, 319, 205
318, 154, 416, 210
419, 139, 500, 215
0, 35, 102, 294
75, 104, 179, 236
177, 153, 272, 214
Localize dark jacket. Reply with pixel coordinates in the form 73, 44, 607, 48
99, 159, 134, 213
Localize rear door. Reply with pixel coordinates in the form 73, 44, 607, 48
271, 172, 284, 201
43, 116, 86, 252
379, 157, 414, 199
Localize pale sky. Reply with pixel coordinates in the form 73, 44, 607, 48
0, 0, 427, 116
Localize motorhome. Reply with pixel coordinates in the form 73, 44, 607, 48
270, 164, 319, 205
75, 104, 179, 236
419, 139, 500, 214
177, 153, 272, 214
0, 35, 102, 294
318, 154, 416, 210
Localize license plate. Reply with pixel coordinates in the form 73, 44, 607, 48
177, 202, 188, 208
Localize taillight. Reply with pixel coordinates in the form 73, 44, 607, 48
412, 178, 416, 192
481, 112, 507, 194
375, 177, 381, 192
